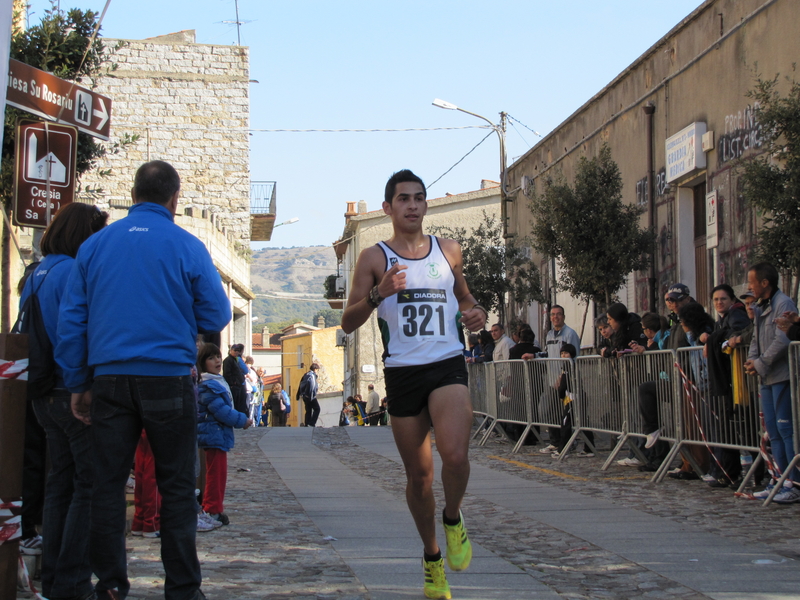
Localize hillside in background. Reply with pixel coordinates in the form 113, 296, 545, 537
250, 245, 342, 330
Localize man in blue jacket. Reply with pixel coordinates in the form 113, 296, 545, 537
56, 161, 231, 600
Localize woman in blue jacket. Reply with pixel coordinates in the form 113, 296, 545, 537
19, 203, 107, 600
197, 343, 252, 526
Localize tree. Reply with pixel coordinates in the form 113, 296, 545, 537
739, 76, 800, 302
430, 211, 543, 325
529, 144, 654, 324
2, 4, 136, 330
313, 308, 342, 328
3, 4, 109, 203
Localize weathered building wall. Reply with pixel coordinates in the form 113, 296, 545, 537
508, 0, 796, 328
281, 327, 344, 426
338, 186, 501, 399
69, 31, 254, 350
78, 31, 251, 243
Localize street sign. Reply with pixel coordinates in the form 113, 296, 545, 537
6, 58, 112, 140
13, 120, 77, 229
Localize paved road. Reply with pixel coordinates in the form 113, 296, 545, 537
19, 425, 800, 599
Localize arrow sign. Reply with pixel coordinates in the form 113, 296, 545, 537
6, 58, 112, 140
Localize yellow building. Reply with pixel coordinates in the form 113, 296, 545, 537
281, 325, 344, 427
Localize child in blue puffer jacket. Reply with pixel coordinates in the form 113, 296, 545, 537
197, 343, 252, 526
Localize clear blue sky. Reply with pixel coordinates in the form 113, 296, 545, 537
30, 0, 702, 249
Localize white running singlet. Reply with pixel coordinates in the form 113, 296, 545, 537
376, 236, 465, 367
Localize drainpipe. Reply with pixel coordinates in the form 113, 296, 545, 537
643, 102, 657, 313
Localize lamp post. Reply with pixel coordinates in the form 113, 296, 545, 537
432, 98, 511, 237
274, 217, 299, 228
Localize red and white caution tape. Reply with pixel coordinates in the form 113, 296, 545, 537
0, 358, 28, 380
18, 553, 46, 599
0, 499, 22, 517
0, 515, 21, 545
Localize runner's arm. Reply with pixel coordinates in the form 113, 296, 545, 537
440, 238, 486, 332
341, 247, 407, 334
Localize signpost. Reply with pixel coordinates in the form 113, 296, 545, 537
706, 190, 718, 249
6, 58, 112, 140
13, 119, 77, 228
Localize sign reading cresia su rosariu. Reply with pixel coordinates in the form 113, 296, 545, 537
665, 122, 706, 184
6, 58, 112, 140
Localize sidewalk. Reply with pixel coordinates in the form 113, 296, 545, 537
19, 425, 800, 599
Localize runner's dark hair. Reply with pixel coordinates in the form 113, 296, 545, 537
384, 169, 426, 204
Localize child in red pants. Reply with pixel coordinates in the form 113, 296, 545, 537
196, 343, 252, 525
132, 431, 161, 536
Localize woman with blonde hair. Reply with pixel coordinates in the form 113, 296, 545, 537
267, 382, 289, 426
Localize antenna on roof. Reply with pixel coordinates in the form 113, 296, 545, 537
220, 0, 255, 46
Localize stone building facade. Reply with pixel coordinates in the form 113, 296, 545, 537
334, 184, 501, 400
506, 0, 798, 345
74, 30, 254, 348
281, 326, 345, 427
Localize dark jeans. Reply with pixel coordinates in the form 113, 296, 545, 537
303, 397, 320, 426
91, 375, 201, 600
32, 395, 93, 600
230, 384, 247, 415
22, 399, 47, 539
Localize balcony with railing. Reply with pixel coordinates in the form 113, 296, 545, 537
250, 181, 277, 241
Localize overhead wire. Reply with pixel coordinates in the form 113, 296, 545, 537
249, 125, 491, 133
427, 130, 495, 190
507, 113, 542, 138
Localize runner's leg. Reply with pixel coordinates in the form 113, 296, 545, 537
391, 409, 439, 554
428, 384, 472, 521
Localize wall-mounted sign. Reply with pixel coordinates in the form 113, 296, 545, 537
361, 364, 375, 373
6, 58, 112, 140
665, 122, 706, 183
706, 190, 718, 249
13, 119, 77, 228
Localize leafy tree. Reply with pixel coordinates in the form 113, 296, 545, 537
3, 4, 113, 204
431, 211, 543, 325
313, 308, 342, 328
739, 76, 800, 302
2, 4, 137, 330
529, 144, 654, 315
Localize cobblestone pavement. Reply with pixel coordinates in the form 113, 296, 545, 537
18, 425, 800, 599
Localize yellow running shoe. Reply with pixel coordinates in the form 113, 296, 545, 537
423, 557, 451, 600
444, 510, 472, 571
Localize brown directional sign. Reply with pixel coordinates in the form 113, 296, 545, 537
6, 58, 112, 140
13, 120, 78, 229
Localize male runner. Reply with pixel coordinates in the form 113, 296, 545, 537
342, 169, 487, 599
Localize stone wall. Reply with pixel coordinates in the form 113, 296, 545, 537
77, 31, 251, 243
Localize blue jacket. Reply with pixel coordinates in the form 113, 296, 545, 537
19, 254, 73, 389
56, 202, 231, 392
197, 374, 248, 451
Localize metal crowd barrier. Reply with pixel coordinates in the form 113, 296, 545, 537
521, 358, 571, 453
467, 345, 771, 486
562, 355, 623, 463
467, 362, 492, 436
467, 359, 571, 453
656, 347, 761, 485
600, 350, 681, 476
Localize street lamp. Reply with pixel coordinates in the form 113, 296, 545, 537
432, 99, 511, 237
274, 217, 299, 228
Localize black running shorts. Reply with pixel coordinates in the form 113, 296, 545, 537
384, 354, 469, 418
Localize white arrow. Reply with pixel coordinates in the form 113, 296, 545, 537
93, 98, 109, 131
